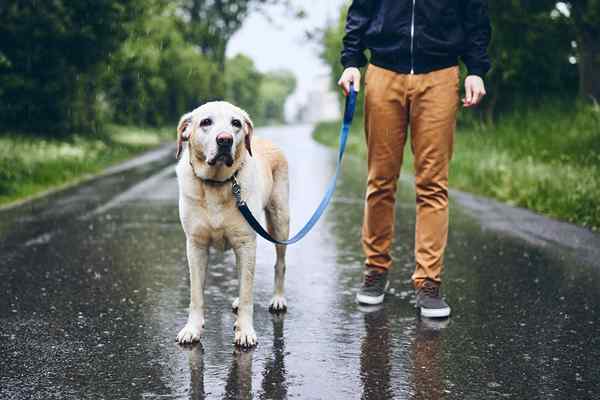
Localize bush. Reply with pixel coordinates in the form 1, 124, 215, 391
104, 7, 221, 127
0, 0, 143, 136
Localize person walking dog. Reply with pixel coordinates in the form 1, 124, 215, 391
338, 0, 491, 317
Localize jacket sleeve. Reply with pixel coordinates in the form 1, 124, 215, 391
460, 0, 492, 77
341, 0, 374, 69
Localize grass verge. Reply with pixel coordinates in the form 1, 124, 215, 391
313, 102, 600, 231
0, 125, 172, 207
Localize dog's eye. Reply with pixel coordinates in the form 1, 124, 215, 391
231, 119, 242, 129
200, 118, 213, 127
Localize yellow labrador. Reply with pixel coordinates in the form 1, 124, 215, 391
174, 101, 289, 347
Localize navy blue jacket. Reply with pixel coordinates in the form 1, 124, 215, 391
341, 0, 492, 77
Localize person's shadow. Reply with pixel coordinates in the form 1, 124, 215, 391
186, 314, 288, 400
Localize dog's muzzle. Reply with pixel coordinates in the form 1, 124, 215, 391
208, 133, 234, 167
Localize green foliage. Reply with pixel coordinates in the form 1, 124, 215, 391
313, 119, 365, 156
105, 4, 221, 126
226, 54, 263, 119
482, 1, 579, 119
0, 0, 144, 135
226, 55, 296, 124
179, 0, 294, 70
0, 125, 170, 205
0, 0, 300, 206
0, 0, 297, 137
568, 1, 600, 100
451, 101, 600, 229
320, 6, 365, 120
256, 70, 296, 125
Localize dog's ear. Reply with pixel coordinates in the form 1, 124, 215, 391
176, 112, 193, 160
242, 111, 254, 157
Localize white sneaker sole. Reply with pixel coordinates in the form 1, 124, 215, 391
420, 306, 451, 318
356, 281, 389, 305
356, 292, 385, 305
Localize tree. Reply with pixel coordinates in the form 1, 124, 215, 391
0, 0, 300, 135
256, 70, 296, 125
105, 3, 221, 126
0, 0, 143, 135
178, 0, 297, 73
483, 1, 578, 120
319, 8, 367, 121
225, 54, 263, 118
225, 55, 295, 125
567, 1, 600, 101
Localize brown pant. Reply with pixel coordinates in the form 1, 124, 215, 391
362, 64, 459, 288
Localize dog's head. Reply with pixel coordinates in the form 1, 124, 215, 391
176, 102, 254, 171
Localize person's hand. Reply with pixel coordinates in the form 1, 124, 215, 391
338, 67, 362, 96
463, 75, 486, 108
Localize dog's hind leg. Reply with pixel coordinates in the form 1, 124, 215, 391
176, 240, 208, 344
266, 169, 290, 313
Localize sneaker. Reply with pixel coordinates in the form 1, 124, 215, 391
356, 268, 389, 305
415, 280, 451, 318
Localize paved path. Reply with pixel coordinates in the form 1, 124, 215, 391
1, 125, 599, 399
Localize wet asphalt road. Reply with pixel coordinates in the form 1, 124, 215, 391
1, 125, 600, 400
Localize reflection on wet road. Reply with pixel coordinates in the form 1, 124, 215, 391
1, 125, 599, 399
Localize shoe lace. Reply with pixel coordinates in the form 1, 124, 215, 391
364, 272, 381, 287
420, 281, 440, 297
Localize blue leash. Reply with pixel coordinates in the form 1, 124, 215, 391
232, 85, 358, 245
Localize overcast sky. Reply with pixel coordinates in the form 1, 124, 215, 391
227, 0, 348, 110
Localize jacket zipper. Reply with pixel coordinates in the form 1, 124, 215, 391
410, 0, 416, 74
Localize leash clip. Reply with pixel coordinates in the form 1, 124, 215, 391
231, 176, 245, 207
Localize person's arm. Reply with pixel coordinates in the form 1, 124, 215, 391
338, 0, 374, 94
460, 0, 492, 107
341, 0, 373, 69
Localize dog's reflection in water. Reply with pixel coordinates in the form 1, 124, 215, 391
223, 349, 254, 400
259, 314, 287, 399
188, 346, 206, 400
187, 314, 287, 400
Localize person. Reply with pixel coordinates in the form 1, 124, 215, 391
338, 0, 491, 317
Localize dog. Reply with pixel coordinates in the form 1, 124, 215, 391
174, 101, 289, 348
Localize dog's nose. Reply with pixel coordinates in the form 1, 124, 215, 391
216, 133, 233, 147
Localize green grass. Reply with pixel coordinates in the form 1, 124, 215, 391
0, 125, 172, 207
313, 102, 600, 230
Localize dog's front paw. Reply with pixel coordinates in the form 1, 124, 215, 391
234, 323, 257, 348
176, 322, 204, 345
269, 295, 287, 313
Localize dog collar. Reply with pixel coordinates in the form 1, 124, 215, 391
194, 162, 244, 187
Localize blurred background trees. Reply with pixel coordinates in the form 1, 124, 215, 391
0, 0, 296, 136
178, 0, 280, 73
569, 0, 600, 101
225, 55, 297, 125
1, 0, 596, 136
0, 0, 143, 135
